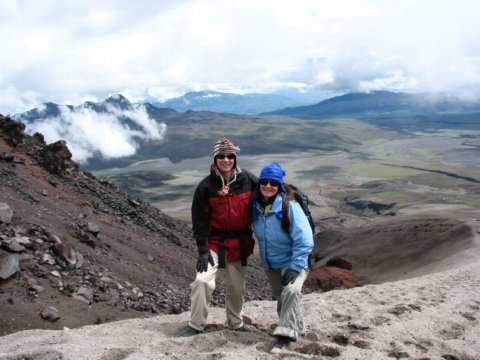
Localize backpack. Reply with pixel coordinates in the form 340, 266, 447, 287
281, 184, 315, 235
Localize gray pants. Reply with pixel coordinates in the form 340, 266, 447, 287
266, 268, 308, 340
188, 251, 247, 331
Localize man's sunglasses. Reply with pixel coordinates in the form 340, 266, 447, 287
215, 154, 236, 160
259, 179, 280, 187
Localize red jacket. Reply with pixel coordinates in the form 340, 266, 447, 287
191, 166, 257, 266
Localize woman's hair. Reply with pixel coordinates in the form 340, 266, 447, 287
280, 184, 298, 233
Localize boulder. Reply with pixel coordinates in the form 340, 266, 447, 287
0, 116, 25, 146
0, 203, 13, 224
52, 243, 77, 265
86, 222, 100, 236
40, 140, 76, 176
0, 255, 20, 280
40, 306, 60, 322
72, 286, 93, 304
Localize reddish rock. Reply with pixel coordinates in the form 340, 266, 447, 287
305, 267, 365, 292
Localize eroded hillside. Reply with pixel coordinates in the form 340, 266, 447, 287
0, 115, 270, 335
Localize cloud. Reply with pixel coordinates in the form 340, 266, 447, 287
279, 54, 418, 92
24, 102, 167, 164
1, 0, 480, 114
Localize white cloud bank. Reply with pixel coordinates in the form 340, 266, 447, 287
1, 0, 480, 115
25, 103, 167, 164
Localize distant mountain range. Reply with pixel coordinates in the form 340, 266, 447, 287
16, 90, 480, 122
151, 89, 327, 115
264, 91, 480, 117
15, 91, 313, 121
15, 94, 165, 122
11, 90, 480, 169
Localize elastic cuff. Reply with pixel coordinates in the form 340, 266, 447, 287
273, 326, 297, 341
188, 322, 204, 331
230, 322, 244, 330
195, 237, 209, 254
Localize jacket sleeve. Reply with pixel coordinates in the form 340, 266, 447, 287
191, 181, 210, 254
288, 202, 314, 272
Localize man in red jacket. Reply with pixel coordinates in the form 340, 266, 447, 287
180, 137, 258, 336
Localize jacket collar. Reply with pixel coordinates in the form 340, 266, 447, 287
256, 193, 283, 214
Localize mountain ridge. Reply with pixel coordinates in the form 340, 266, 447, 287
151, 89, 324, 115
17, 90, 480, 121
264, 90, 480, 118
15, 90, 480, 169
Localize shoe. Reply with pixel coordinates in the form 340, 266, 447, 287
270, 335, 291, 353
179, 325, 201, 337
234, 325, 250, 333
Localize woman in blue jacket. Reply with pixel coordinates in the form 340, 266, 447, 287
252, 162, 314, 353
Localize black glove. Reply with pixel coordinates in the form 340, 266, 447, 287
282, 268, 299, 286
196, 252, 215, 273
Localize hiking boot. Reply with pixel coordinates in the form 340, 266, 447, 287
270, 335, 291, 353
234, 325, 250, 333
179, 325, 201, 337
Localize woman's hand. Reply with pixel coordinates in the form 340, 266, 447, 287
282, 268, 299, 285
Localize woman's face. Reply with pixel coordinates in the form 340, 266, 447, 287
259, 179, 280, 200
215, 154, 235, 175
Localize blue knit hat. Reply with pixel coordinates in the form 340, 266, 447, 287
256, 162, 287, 221
259, 162, 286, 184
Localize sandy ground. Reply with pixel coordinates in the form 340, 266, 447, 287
1, 224, 479, 360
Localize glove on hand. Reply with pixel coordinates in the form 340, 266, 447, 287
196, 252, 215, 273
282, 268, 299, 286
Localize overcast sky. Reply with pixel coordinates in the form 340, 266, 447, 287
1, 0, 480, 116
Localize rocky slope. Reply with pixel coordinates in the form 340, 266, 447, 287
0, 115, 274, 336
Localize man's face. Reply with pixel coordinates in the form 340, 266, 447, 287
215, 153, 236, 174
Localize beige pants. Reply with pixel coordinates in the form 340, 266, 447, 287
266, 268, 308, 340
188, 251, 247, 331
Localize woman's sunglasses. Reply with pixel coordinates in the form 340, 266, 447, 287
215, 154, 236, 160
259, 179, 280, 187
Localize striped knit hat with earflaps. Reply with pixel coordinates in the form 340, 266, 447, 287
212, 137, 240, 157
212, 137, 240, 196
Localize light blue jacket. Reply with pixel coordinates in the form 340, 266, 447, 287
252, 193, 314, 272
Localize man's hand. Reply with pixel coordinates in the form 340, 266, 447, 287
196, 252, 215, 273
281, 268, 299, 286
